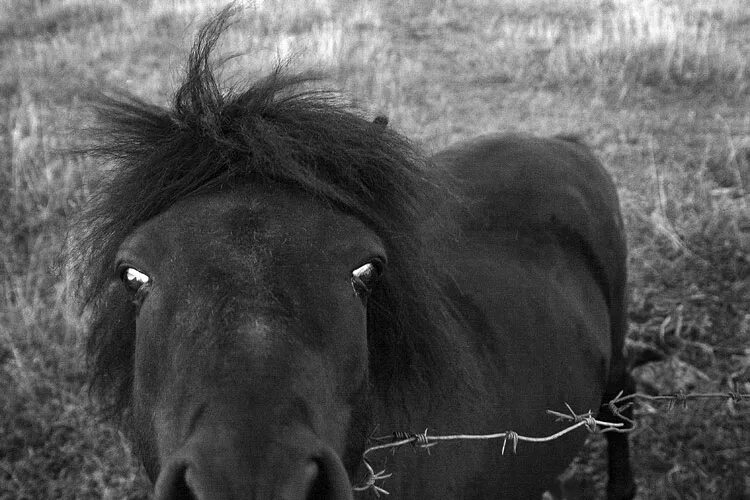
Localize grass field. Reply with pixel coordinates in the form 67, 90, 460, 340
1, 0, 749, 498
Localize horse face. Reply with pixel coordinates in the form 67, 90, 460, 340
115, 186, 384, 499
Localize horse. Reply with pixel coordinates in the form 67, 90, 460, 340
73, 8, 635, 500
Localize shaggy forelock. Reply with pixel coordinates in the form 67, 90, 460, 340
72, 5, 460, 420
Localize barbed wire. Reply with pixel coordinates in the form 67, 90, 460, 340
353, 389, 750, 496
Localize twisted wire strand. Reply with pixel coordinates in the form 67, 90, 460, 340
354, 412, 625, 495
353, 390, 750, 496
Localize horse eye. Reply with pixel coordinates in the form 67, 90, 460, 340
351, 261, 382, 299
120, 267, 150, 293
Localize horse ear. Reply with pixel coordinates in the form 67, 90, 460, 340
372, 115, 388, 130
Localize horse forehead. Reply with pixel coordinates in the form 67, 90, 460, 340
122, 187, 381, 262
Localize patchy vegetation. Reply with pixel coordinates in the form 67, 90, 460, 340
1, 0, 748, 498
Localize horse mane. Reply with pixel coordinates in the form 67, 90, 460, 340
72, 6, 462, 421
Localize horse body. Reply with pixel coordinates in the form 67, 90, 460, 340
75, 9, 634, 499
361, 134, 627, 499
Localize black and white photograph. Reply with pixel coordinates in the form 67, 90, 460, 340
1, 0, 749, 498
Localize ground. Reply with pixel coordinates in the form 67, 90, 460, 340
1, 0, 749, 498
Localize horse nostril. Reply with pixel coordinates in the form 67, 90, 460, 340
305, 460, 328, 499
171, 469, 198, 500
154, 462, 199, 500
300, 461, 321, 499
306, 453, 354, 500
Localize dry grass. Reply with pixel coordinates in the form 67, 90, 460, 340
1, 0, 749, 498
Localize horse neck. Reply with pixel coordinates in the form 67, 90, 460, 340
371, 311, 491, 435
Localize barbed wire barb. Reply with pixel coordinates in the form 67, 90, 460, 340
352, 459, 392, 496
605, 390, 637, 433
501, 431, 518, 455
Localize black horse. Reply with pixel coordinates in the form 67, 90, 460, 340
73, 8, 635, 500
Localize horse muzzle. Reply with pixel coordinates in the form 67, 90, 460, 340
152, 427, 354, 500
